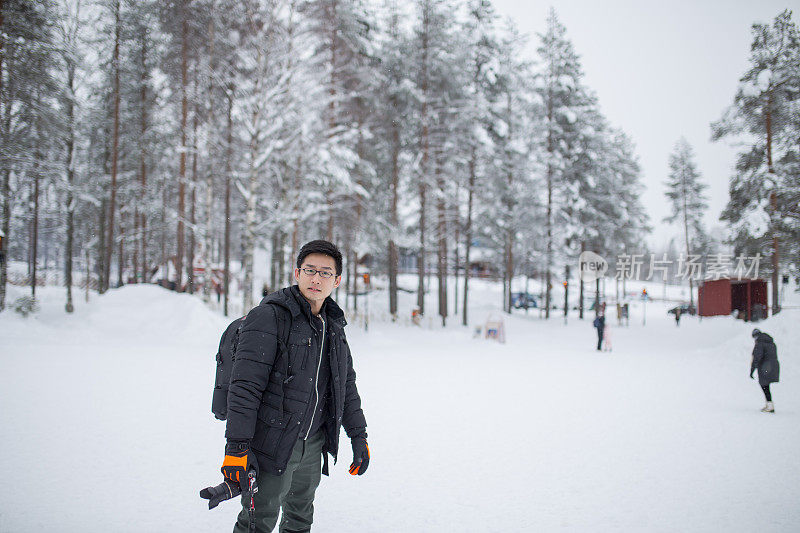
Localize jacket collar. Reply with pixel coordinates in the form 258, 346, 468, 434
260, 285, 346, 327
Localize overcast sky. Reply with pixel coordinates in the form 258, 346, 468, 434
490, 0, 799, 250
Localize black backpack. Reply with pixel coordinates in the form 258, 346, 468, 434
211, 307, 292, 420
212, 316, 246, 420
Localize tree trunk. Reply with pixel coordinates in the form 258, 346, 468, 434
417, 2, 429, 316
31, 140, 40, 298
138, 34, 149, 284
104, 0, 121, 294
187, 66, 199, 294
223, 87, 233, 316
462, 148, 475, 326
291, 217, 298, 284
160, 182, 166, 278
65, 58, 76, 311
388, 116, 400, 318
343, 244, 351, 308
579, 241, 585, 319
352, 117, 365, 311
117, 219, 124, 287
0, 166, 9, 311
0, 0, 6, 310
325, 0, 338, 240
242, 105, 259, 313
351, 247, 358, 312
176, 0, 189, 291
765, 95, 780, 315
277, 231, 286, 288
680, 158, 694, 309
504, 230, 513, 314
545, 86, 553, 319
270, 231, 279, 291
503, 94, 514, 314
98, 198, 107, 292
203, 6, 216, 302
436, 157, 447, 326
453, 184, 459, 316
290, 155, 300, 287
85, 246, 90, 302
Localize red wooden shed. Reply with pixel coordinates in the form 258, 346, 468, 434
698, 278, 769, 321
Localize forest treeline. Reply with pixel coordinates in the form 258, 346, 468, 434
1, 1, 797, 320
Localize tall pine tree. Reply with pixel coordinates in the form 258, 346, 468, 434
663, 137, 708, 307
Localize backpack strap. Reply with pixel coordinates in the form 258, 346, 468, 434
231, 317, 246, 361
266, 303, 293, 420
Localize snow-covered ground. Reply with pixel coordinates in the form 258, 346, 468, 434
1, 281, 798, 532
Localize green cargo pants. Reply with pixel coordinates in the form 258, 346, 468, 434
233, 430, 325, 533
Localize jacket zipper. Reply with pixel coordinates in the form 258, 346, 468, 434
304, 314, 325, 440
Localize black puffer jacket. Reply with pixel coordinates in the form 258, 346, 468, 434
225, 286, 367, 476
751, 332, 780, 386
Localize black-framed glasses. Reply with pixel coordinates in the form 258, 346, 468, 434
300, 267, 335, 279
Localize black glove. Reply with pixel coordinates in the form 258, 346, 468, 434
221, 441, 257, 491
200, 479, 241, 509
349, 437, 370, 476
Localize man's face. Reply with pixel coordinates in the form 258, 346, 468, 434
294, 253, 341, 306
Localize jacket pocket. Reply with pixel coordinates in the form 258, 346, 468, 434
253, 409, 293, 458
288, 338, 311, 372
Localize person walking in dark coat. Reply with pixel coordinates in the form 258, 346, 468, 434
221, 240, 370, 532
593, 310, 605, 351
750, 328, 780, 413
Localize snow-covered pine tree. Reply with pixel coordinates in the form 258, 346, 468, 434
232, 0, 288, 311
126, 0, 159, 288
663, 137, 708, 307
0, 0, 61, 310
459, 0, 499, 325
607, 129, 650, 258
535, 8, 591, 319
55, 0, 88, 312
408, 0, 459, 318
274, 0, 319, 290
571, 105, 613, 317
486, 22, 534, 314
429, 5, 469, 326
371, 0, 415, 319
95, 0, 124, 292
712, 10, 800, 313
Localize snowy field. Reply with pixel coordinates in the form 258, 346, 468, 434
1, 281, 799, 532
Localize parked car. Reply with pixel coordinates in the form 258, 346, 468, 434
667, 303, 696, 316
511, 292, 538, 310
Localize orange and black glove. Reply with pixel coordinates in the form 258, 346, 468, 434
221, 441, 257, 491
349, 437, 369, 475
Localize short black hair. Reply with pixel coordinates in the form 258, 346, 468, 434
296, 240, 343, 276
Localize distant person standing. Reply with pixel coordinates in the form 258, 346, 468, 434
675, 307, 681, 327
593, 306, 605, 351
750, 328, 780, 413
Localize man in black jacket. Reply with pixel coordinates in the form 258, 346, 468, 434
222, 240, 369, 532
